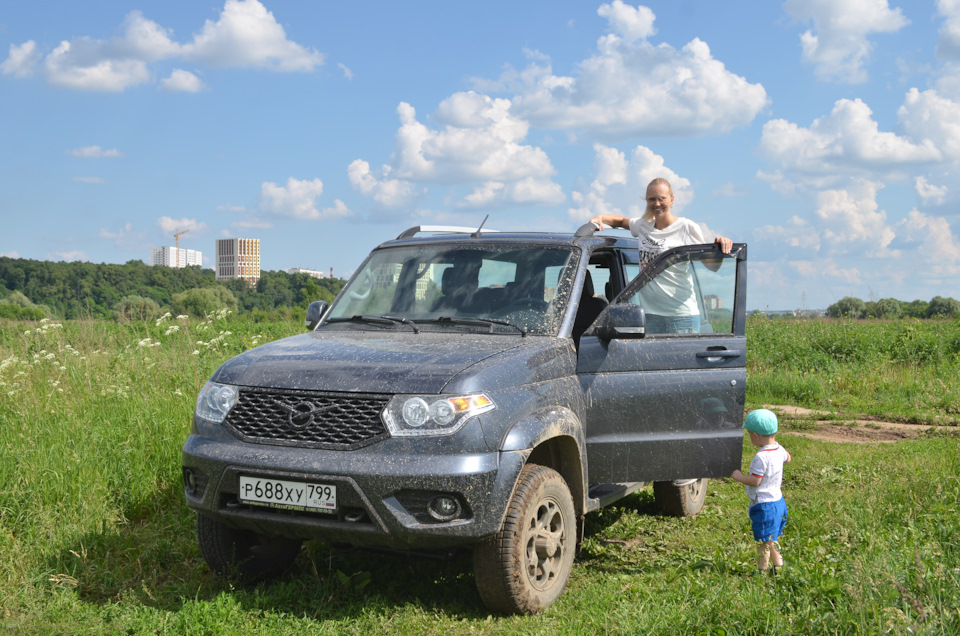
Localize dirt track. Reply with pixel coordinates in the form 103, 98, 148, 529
765, 405, 942, 444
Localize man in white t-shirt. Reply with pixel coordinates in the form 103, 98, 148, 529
590, 178, 732, 334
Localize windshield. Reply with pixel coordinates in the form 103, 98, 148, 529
325, 243, 579, 336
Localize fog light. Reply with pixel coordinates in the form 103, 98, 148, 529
182, 467, 208, 499
428, 495, 461, 521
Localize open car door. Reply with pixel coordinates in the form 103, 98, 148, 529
577, 243, 747, 484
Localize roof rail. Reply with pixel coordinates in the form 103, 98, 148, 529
396, 225, 500, 239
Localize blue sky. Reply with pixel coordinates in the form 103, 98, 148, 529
2, 0, 959, 310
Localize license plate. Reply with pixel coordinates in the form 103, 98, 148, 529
239, 476, 337, 513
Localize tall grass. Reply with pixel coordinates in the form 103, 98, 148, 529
747, 316, 960, 424
0, 315, 957, 634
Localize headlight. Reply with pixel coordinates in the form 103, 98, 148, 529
382, 394, 495, 436
195, 381, 238, 423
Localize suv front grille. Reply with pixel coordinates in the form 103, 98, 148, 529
223, 388, 390, 450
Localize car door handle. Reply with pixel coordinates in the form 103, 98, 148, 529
696, 350, 741, 359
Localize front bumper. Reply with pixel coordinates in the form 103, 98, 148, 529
181, 433, 526, 550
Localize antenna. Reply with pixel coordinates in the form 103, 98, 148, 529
472, 215, 490, 238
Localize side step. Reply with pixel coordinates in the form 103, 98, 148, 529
585, 482, 647, 513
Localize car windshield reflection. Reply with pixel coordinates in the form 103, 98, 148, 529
325, 244, 578, 336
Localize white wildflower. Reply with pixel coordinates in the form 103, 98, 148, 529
164, 325, 180, 335
176, 314, 189, 320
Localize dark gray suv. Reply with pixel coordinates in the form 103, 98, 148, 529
182, 223, 747, 614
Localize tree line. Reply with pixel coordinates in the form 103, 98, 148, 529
825, 295, 960, 319
0, 257, 345, 321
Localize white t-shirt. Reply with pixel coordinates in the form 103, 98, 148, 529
744, 444, 791, 505
627, 217, 705, 316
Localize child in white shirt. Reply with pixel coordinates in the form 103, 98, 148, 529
731, 408, 791, 575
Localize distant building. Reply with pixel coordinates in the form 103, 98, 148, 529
151, 246, 202, 268
216, 238, 261, 284
703, 294, 722, 310
285, 267, 325, 279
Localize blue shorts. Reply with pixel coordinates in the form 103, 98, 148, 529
748, 498, 788, 542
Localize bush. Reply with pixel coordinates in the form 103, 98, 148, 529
172, 286, 238, 318
0, 291, 48, 320
114, 295, 161, 322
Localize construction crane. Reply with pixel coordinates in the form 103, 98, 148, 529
173, 228, 190, 268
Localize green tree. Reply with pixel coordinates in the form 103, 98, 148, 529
827, 296, 866, 319
926, 296, 960, 318
903, 299, 930, 319
874, 298, 903, 319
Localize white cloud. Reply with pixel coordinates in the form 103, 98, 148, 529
915, 176, 948, 205
160, 69, 204, 92
937, 0, 960, 60
505, 7, 767, 138
181, 0, 323, 71
351, 96, 562, 209
338, 62, 353, 80
1, 251, 21, 258
759, 98, 941, 180
67, 145, 123, 158
791, 259, 862, 285
712, 182, 747, 198
897, 88, 960, 160
567, 144, 691, 222
99, 223, 146, 248
460, 177, 565, 209
156, 217, 207, 234
7, 1, 321, 92
1, 41, 40, 77
784, 0, 909, 83
72, 176, 108, 184
50, 250, 87, 262
597, 1, 656, 43
45, 40, 152, 92
348, 159, 424, 209
812, 181, 897, 255
755, 215, 821, 250
259, 177, 351, 220
232, 217, 274, 230
895, 209, 960, 275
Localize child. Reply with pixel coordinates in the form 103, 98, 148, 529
731, 408, 791, 575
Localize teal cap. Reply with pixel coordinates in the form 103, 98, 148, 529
743, 408, 778, 435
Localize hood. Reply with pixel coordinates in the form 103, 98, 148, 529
211, 329, 528, 394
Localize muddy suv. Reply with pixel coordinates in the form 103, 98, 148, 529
182, 223, 747, 614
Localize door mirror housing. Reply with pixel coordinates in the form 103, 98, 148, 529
593, 303, 646, 341
305, 300, 328, 331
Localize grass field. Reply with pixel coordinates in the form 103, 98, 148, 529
1, 315, 958, 634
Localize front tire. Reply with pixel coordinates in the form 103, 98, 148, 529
196, 514, 302, 583
473, 464, 576, 615
653, 478, 708, 517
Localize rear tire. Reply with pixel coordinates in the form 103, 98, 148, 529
473, 464, 576, 615
196, 514, 302, 583
653, 478, 708, 517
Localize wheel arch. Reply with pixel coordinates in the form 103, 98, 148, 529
499, 407, 586, 517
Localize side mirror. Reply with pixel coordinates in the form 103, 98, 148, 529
305, 300, 328, 331
593, 303, 646, 340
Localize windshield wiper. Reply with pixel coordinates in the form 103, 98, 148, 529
326, 314, 420, 334
432, 316, 527, 336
